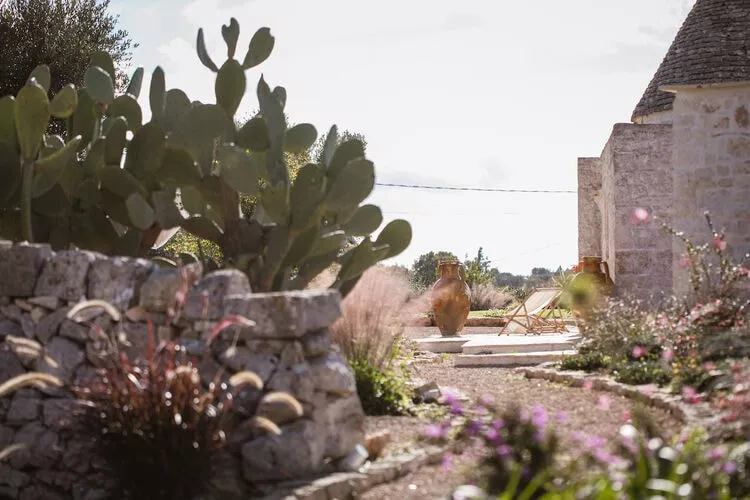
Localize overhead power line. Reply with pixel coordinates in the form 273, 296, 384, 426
375, 182, 576, 194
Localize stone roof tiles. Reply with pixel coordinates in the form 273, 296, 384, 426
632, 0, 750, 121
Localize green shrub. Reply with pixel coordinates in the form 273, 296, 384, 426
559, 352, 611, 372
349, 358, 412, 416
612, 359, 672, 386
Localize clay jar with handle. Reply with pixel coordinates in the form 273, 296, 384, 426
431, 261, 471, 336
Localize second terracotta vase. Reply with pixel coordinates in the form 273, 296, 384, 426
431, 261, 471, 336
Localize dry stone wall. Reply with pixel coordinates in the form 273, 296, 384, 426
596, 123, 674, 299
0, 241, 364, 499
577, 157, 602, 260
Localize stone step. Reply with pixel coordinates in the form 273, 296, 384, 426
460, 335, 579, 355
453, 350, 577, 367
414, 335, 492, 353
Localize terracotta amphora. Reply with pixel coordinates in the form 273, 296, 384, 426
431, 261, 471, 336
570, 256, 614, 320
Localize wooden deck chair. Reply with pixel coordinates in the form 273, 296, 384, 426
498, 287, 566, 335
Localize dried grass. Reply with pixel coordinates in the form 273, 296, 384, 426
329, 266, 423, 368
470, 283, 513, 311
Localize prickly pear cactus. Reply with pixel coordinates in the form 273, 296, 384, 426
0, 18, 412, 297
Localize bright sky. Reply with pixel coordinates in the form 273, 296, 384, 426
111, 0, 694, 275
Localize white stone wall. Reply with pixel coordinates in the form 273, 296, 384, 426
670, 83, 750, 297
577, 158, 602, 259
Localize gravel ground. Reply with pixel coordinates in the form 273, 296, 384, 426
359, 357, 684, 500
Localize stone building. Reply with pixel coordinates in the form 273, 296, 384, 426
577, 0, 750, 299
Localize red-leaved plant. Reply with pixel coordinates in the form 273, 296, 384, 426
71, 311, 300, 499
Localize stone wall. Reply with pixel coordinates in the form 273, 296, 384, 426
0, 242, 364, 499
577, 157, 602, 260
670, 83, 750, 296
595, 123, 674, 299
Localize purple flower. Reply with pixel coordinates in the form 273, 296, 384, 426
571, 431, 584, 442
443, 391, 459, 405
531, 406, 548, 429
442, 453, 453, 472
450, 402, 464, 415
492, 419, 505, 430
723, 460, 738, 474
555, 411, 568, 423
496, 444, 512, 457
708, 446, 727, 461
593, 448, 615, 465
423, 424, 446, 439
485, 427, 500, 443
584, 436, 607, 450
465, 419, 482, 437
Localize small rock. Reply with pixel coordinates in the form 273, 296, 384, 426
21, 482, 69, 500
60, 319, 91, 343
9, 421, 45, 469
0, 463, 30, 490
43, 398, 77, 430
27, 296, 62, 310
13, 299, 33, 312
267, 344, 315, 405
452, 484, 489, 500
29, 307, 46, 324
0, 345, 25, 381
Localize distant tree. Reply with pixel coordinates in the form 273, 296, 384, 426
463, 247, 493, 288
0, 0, 135, 101
410, 250, 458, 291
312, 128, 367, 163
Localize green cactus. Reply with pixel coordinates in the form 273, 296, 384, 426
0, 17, 412, 297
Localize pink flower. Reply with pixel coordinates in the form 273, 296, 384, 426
583, 379, 593, 391
631, 208, 650, 224
662, 349, 674, 362
682, 386, 702, 405
714, 236, 727, 251
622, 411, 632, 422
632, 346, 647, 358
679, 255, 692, 268
555, 411, 568, 423
703, 362, 715, 371
597, 395, 611, 410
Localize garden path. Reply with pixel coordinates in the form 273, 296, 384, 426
360, 360, 684, 499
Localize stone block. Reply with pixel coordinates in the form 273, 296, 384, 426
308, 350, 356, 396
218, 347, 278, 381
34, 250, 99, 301
88, 257, 156, 310
0, 319, 23, 340
1, 305, 35, 338
43, 398, 77, 431
0, 243, 53, 297
9, 421, 45, 469
35, 307, 70, 343
312, 393, 365, 459
223, 290, 341, 338
138, 263, 202, 314
300, 329, 332, 358
20, 483, 68, 500
35, 337, 85, 384
0, 345, 25, 384
183, 269, 252, 320
6, 393, 40, 423
0, 463, 29, 490
267, 343, 314, 405
242, 419, 325, 482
